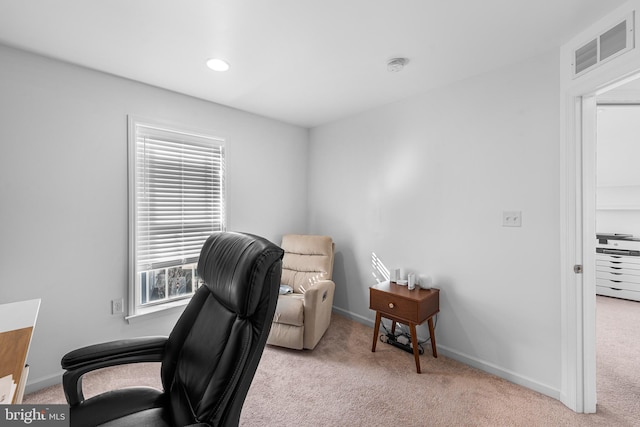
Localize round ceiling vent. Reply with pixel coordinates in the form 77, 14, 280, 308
387, 58, 409, 72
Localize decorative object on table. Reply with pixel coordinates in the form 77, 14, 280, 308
408, 273, 416, 290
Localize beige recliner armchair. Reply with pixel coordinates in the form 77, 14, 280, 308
267, 234, 335, 350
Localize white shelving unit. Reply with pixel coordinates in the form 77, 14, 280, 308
596, 252, 640, 302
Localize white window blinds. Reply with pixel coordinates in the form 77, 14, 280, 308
131, 120, 226, 272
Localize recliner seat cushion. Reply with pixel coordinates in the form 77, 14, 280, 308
272, 294, 304, 327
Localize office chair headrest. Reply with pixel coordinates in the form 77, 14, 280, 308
197, 232, 284, 316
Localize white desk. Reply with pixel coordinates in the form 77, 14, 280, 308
0, 299, 40, 404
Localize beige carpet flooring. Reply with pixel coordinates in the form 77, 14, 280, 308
595, 295, 640, 424
25, 296, 640, 426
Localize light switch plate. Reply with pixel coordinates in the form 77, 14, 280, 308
502, 211, 522, 227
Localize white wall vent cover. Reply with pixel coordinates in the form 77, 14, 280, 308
573, 13, 635, 78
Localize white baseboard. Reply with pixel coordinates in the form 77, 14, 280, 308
436, 345, 560, 400
332, 305, 374, 326
25, 371, 62, 395
332, 306, 560, 400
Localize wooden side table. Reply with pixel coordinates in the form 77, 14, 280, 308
370, 281, 439, 373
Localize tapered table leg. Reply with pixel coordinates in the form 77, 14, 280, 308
427, 317, 437, 358
372, 311, 382, 352
409, 323, 421, 373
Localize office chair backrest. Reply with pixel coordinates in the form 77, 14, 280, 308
160, 231, 284, 426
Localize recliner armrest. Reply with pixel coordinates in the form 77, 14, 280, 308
301, 280, 335, 349
61, 336, 167, 406
302, 280, 335, 306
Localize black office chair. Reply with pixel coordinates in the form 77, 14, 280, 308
61, 232, 284, 427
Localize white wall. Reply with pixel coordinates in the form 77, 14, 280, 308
308, 51, 561, 396
0, 45, 308, 390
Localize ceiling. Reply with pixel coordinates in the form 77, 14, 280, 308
0, 0, 627, 128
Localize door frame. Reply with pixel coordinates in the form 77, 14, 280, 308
561, 72, 640, 412
561, 58, 640, 416
560, 3, 640, 412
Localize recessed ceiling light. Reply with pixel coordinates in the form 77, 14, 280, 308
206, 58, 230, 72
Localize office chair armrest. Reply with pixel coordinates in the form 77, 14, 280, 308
61, 336, 167, 406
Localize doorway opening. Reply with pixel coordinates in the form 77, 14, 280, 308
569, 71, 640, 414
592, 85, 640, 416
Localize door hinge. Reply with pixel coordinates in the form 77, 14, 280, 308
574, 264, 583, 274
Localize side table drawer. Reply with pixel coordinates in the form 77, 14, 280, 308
370, 288, 417, 323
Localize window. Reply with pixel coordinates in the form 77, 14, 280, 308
128, 117, 226, 316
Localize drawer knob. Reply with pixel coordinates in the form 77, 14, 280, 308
388, 303, 395, 309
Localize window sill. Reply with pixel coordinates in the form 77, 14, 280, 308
125, 298, 190, 324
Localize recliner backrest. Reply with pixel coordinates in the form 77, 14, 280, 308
280, 234, 334, 293
160, 232, 284, 426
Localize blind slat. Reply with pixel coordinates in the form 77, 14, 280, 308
133, 122, 225, 270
